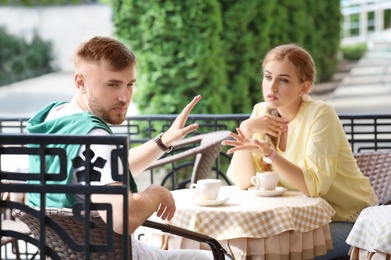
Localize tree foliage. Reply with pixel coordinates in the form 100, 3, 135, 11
115, 0, 230, 114
114, 0, 342, 114
0, 27, 55, 86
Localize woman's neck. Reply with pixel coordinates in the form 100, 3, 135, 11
277, 98, 303, 122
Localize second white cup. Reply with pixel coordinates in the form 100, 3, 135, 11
250, 171, 279, 191
190, 179, 221, 200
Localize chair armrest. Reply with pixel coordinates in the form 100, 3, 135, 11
142, 220, 232, 259
146, 135, 218, 169
147, 145, 206, 168
147, 131, 230, 170
171, 134, 203, 148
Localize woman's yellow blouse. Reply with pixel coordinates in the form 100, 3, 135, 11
251, 99, 378, 222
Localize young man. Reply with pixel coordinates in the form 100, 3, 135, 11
27, 36, 223, 259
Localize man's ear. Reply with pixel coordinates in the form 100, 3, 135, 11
75, 74, 85, 93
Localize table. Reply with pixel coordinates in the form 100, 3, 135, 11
147, 186, 335, 260
346, 205, 391, 260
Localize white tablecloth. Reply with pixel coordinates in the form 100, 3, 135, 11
347, 205, 391, 259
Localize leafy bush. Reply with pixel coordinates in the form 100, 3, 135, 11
0, 0, 97, 5
114, 0, 342, 115
0, 27, 56, 86
114, 0, 230, 115
341, 43, 367, 61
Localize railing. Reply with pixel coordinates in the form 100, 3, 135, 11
1, 113, 390, 148
0, 134, 131, 259
1, 114, 391, 189
339, 114, 391, 152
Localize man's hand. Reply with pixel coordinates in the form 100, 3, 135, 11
93, 183, 177, 234
127, 95, 201, 176
155, 187, 176, 221
144, 184, 176, 221
163, 95, 201, 146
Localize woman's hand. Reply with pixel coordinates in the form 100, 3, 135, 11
222, 128, 272, 155
240, 114, 288, 138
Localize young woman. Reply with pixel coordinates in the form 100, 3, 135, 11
222, 43, 378, 259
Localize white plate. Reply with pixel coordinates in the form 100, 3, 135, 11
248, 186, 288, 197
195, 197, 229, 207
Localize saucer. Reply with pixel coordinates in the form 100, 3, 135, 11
195, 197, 229, 207
248, 186, 288, 197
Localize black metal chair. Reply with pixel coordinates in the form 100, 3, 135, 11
0, 134, 228, 260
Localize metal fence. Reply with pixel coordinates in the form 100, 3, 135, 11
0, 134, 131, 260
1, 113, 390, 148
1, 113, 391, 189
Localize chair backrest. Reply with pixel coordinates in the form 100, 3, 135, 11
13, 208, 127, 260
354, 150, 391, 203
190, 130, 231, 184
0, 134, 131, 260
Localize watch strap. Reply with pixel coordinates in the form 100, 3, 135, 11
155, 132, 173, 153
263, 147, 276, 164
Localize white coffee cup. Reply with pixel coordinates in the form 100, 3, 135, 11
250, 171, 279, 191
190, 179, 221, 200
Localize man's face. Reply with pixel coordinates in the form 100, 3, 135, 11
81, 62, 136, 125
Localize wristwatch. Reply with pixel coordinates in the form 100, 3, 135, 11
262, 147, 276, 164
155, 132, 173, 153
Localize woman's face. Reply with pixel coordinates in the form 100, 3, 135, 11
262, 60, 307, 115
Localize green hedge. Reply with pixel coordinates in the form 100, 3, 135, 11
0, 0, 97, 5
114, 0, 230, 114
341, 43, 367, 60
0, 27, 55, 86
114, 0, 342, 114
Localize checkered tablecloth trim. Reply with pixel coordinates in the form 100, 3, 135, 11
171, 199, 335, 240
346, 206, 391, 254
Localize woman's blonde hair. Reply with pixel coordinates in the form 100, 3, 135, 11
262, 43, 316, 86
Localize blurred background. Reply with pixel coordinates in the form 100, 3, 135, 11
0, 0, 390, 117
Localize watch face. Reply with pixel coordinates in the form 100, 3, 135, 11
263, 156, 272, 164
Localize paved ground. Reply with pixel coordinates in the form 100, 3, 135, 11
308, 35, 391, 115
0, 72, 139, 118
315, 48, 391, 114
0, 72, 75, 118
